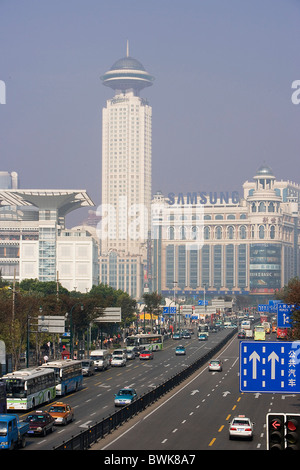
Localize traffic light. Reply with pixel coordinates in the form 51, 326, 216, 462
267, 413, 300, 450
267, 413, 285, 450
285, 414, 300, 450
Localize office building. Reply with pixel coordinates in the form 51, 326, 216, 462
0, 189, 99, 292
99, 45, 154, 298
152, 165, 300, 298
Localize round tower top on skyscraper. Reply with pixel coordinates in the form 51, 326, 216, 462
101, 42, 154, 94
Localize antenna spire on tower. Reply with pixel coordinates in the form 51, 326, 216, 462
126, 40, 129, 57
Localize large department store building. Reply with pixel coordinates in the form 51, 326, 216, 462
152, 165, 300, 298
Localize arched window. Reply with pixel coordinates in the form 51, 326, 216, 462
204, 226, 210, 240
258, 202, 266, 212
259, 225, 265, 239
270, 225, 275, 239
191, 225, 198, 240
252, 203, 257, 212
215, 226, 222, 239
227, 226, 234, 239
169, 226, 175, 240
239, 225, 247, 239
180, 226, 186, 240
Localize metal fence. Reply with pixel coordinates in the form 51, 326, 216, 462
54, 328, 236, 450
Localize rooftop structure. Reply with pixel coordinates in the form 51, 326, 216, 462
101, 42, 154, 95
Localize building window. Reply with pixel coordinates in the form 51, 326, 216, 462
239, 225, 247, 239
227, 226, 234, 240
258, 202, 266, 212
270, 225, 275, 239
259, 225, 265, 239
215, 226, 222, 240
204, 226, 210, 240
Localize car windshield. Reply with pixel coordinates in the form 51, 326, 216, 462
118, 389, 133, 396
210, 361, 220, 364
49, 406, 65, 413
0, 422, 7, 436
26, 415, 47, 423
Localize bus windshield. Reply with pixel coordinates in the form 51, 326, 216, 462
4, 379, 27, 398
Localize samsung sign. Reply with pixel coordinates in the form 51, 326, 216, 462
167, 191, 240, 206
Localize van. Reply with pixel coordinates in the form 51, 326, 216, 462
90, 349, 111, 371
81, 359, 95, 376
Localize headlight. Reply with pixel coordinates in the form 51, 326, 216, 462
37, 427, 43, 432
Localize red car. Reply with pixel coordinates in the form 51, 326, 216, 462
139, 350, 154, 360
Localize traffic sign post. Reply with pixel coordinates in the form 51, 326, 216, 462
277, 303, 295, 329
240, 341, 300, 393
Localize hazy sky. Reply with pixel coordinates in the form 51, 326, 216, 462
1, 0, 299, 227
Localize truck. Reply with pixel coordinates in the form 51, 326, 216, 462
0, 414, 29, 450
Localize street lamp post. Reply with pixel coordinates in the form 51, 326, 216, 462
69, 303, 83, 359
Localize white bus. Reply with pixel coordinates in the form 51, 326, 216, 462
41, 359, 83, 396
126, 334, 163, 351
1, 367, 56, 410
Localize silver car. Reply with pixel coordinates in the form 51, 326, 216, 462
208, 359, 222, 371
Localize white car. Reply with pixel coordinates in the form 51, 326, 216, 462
111, 355, 126, 367
229, 415, 254, 440
208, 359, 222, 371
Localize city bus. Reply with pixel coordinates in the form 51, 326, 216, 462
41, 359, 83, 396
126, 334, 163, 351
0, 381, 6, 413
1, 367, 56, 410
254, 325, 266, 341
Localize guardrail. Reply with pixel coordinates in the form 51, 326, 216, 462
54, 328, 237, 450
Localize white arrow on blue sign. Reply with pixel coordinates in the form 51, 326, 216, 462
240, 341, 300, 393
277, 303, 295, 328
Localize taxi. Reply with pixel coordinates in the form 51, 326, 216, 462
114, 387, 137, 407
139, 350, 154, 360
198, 333, 207, 341
175, 345, 186, 356
48, 402, 74, 425
229, 415, 254, 440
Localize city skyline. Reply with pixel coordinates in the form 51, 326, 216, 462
1, 0, 299, 228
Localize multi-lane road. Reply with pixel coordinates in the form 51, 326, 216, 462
19, 327, 300, 451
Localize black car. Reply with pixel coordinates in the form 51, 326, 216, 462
238, 330, 246, 339
25, 411, 55, 436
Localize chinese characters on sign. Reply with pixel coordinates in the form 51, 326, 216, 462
277, 303, 295, 328
240, 342, 300, 393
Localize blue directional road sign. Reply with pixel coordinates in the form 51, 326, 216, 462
240, 341, 300, 393
163, 306, 176, 315
277, 303, 295, 328
258, 304, 269, 312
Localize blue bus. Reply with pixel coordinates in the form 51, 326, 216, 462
41, 359, 83, 396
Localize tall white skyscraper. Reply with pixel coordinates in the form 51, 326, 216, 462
100, 45, 154, 258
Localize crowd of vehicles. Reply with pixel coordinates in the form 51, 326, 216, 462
0, 313, 293, 450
